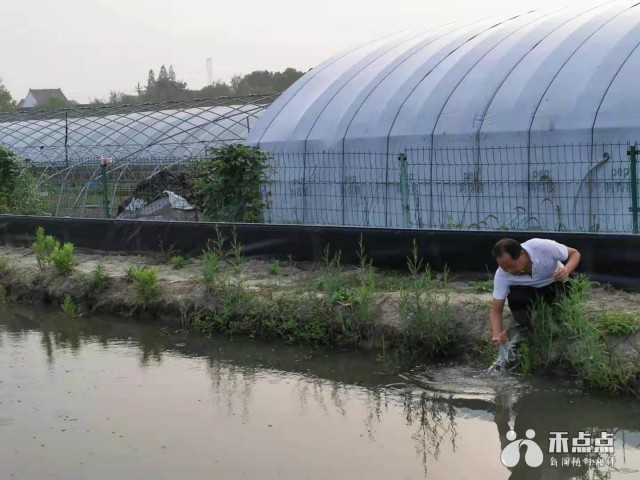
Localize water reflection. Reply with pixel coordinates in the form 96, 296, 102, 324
491, 386, 640, 480
402, 389, 457, 477
1, 304, 640, 479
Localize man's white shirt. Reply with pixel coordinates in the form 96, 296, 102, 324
492, 238, 569, 300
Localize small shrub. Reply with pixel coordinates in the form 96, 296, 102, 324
61, 294, 78, 317
229, 228, 244, 267
268, 259, 282, 276
0, 257, 9, 272
202, 250, 221, 290
189, 144, 272, 222
170, 255, 190, 269
125, 265, 136, 281
211, 279, 253, 331
130, 266, 160, 304
32, 227, 59, 270
50, 243, 75, 275
0, 284, 6, 303
153, 238, 178, 264
89, 262, 110, 293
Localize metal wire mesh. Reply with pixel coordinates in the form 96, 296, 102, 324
262, 143, 639, 233
3, 117, 640, 233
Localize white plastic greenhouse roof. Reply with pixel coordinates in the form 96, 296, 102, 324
246, 0, 640, 153
0, 103, 267, 164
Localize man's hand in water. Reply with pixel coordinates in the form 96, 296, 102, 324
492, 330, 508, 347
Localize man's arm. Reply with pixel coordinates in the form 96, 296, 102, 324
553, 246, 581, 282
490, 298, 507, 346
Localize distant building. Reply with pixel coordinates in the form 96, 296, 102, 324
16, 88, 69, 109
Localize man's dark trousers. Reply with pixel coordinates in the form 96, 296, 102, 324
507, 282, 567, 327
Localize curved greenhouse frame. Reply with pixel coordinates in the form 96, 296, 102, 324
246, 0, 640, 233
1, 95, 276, 165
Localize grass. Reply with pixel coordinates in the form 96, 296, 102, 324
513, 275, 640, 393
596, 312, 640, 336
470, 280, 492, 293
189, 239, 386, 348
170, 255, 191, 269
152, 239, 178, 264
398, 240, 454, 361
269, 259, 282, 276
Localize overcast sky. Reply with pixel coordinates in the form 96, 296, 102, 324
2, 0, 588, 103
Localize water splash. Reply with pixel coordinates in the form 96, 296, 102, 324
485, 331, 520, 375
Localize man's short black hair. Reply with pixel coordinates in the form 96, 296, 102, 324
492, 238, 522, 260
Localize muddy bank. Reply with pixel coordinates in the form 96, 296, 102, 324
0, 244, 639, 366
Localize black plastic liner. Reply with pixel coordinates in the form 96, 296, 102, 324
1, 215, 639, 290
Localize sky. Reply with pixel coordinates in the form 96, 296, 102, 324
1, 0, 591, 103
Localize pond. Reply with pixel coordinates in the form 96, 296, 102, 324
1, 303, 640, 479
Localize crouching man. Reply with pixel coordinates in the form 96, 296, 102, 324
489, 238, 581, 347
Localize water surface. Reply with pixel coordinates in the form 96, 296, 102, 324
1, 304, 640, 479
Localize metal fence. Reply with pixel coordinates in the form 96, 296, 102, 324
23, 142, 640, 234
264, 143, 640, 234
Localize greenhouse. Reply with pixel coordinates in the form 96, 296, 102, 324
0, 96, 274, 165
247, 0, 640, 233
0, 96, 275, 218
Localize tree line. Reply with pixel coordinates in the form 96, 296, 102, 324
0, 65, 306, 111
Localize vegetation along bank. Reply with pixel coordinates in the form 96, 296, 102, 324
1, 226, 640, 396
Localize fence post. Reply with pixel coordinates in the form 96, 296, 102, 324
398, 153, 410, 228
628, 144, 639, 234
100, 156, 112, 219
302, 152, 307, 224
64, 112, 69, 168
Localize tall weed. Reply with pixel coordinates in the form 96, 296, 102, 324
32, 227, 58, 270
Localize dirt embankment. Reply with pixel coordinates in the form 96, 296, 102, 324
1, 244, 640, 359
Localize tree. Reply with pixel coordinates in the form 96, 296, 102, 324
158, 65, 169, 81
146, 64, 189, 102
0, 78, 16, 112
274, 68, 304, 92
35, 96, 69, 110
147, 69, 156, 91
231, 68, 305, 96
107, 91, 141, 105
230, 75, 242, 93
199, 81, 233, 98
91, 65, 307, 104
0, 145, 46, 215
